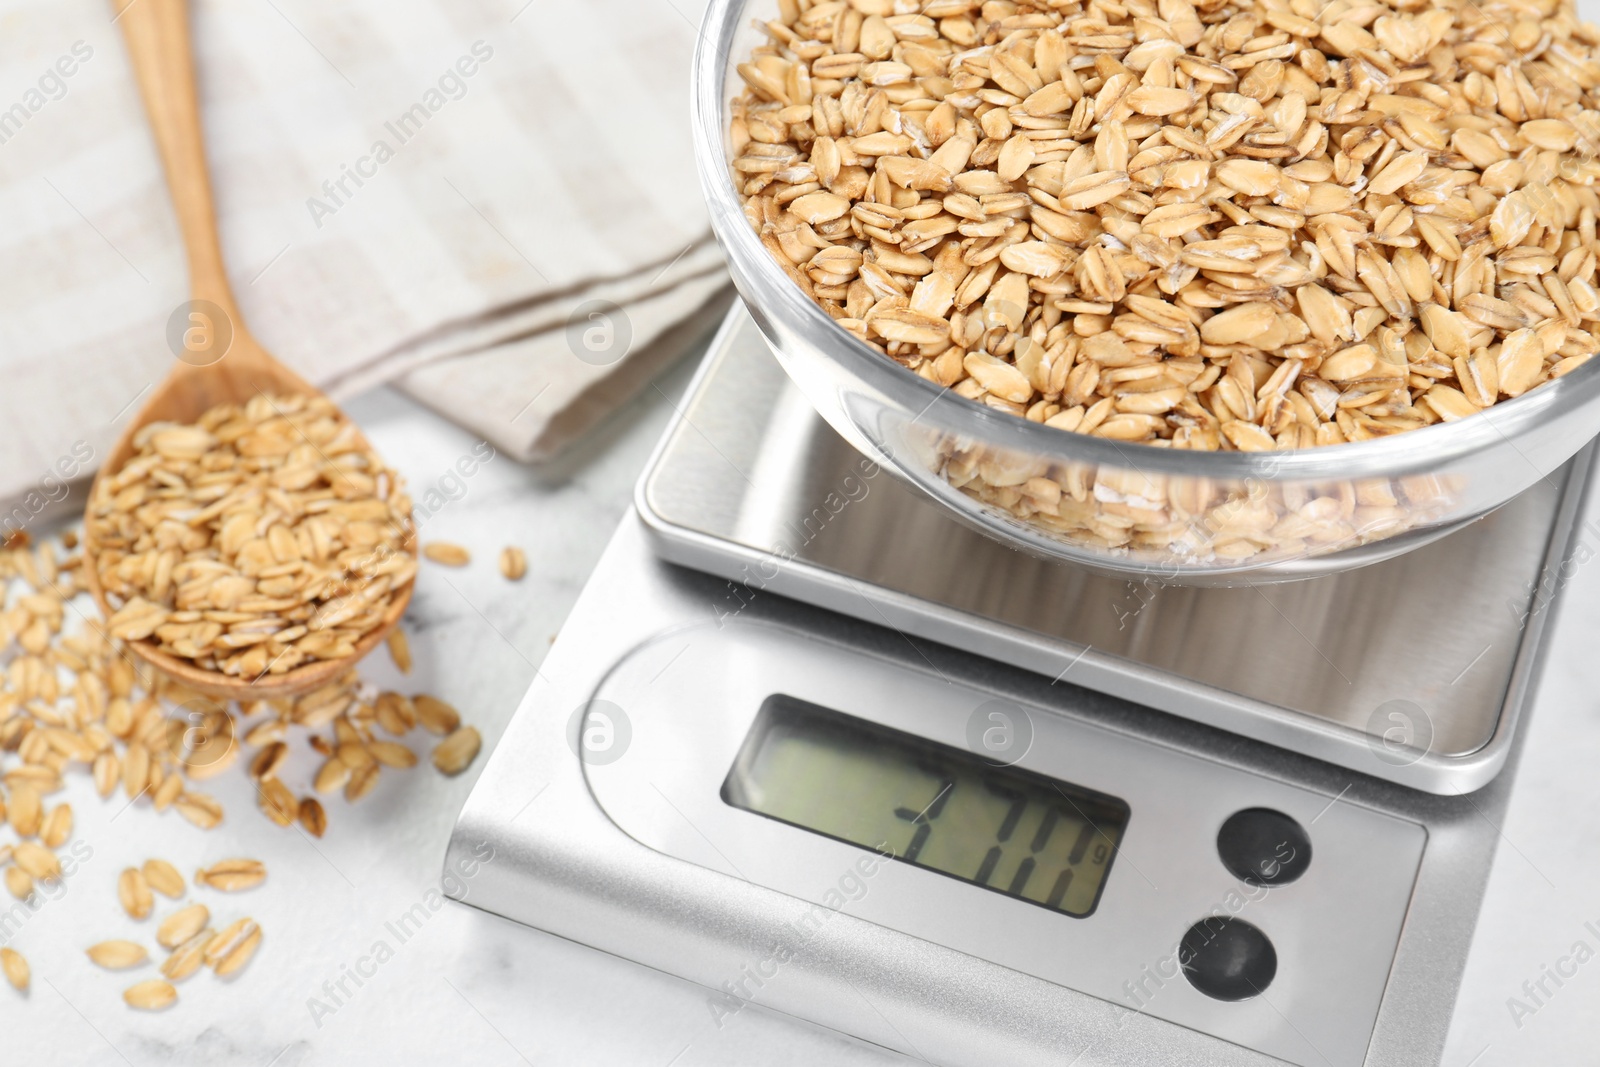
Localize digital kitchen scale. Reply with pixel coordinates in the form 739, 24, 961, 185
448, 307, 1595, 1067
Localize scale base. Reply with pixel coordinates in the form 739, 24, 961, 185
449, 510, 1525, 1067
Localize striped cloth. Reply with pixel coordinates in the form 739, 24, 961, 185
0, 0, 727, 509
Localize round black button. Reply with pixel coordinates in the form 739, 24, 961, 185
1217, 808, 1311, 887
1179, 917, 1277, 1001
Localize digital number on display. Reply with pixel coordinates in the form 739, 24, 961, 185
722, 695, 1129, 917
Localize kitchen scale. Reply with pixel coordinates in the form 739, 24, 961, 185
448, 307, 1595, 1067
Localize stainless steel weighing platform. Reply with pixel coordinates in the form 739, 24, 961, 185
448, 307, 1595, 1067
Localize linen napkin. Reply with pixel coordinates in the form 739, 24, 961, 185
0, 0, 729, 513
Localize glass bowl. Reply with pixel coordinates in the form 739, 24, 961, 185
690, 0, 1600, 582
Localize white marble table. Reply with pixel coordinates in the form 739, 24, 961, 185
6, 348, 1598, 1066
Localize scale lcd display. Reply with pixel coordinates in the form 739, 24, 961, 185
721, 695, 1130, 917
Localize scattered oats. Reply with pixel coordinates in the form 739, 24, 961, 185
5, 765, 61, 793
175, 709, 238, 781
142, 859, 185, 899
92, 751, 122, 799
249, 741, 289, 781
367, 741, 417, 769
40, 803, 72, 849
336, 740, 375, 772
258, 778, 297, 827
87, 940, 150, 970
344, 761, 380, 803
7, 783, 41, 837
298, 796, 327, 838
2, 947, 28, 992
432, 726, 482, 777
118, 867, 154, 920
158, 904, 210, 949
206, 918, 261, 979
4, 867, 31, 901
387, 627, 412, 673
422, 542, 470, 567
375, 692, 417, 736
195, 859, 266, 893
152, 772, 185, 811
242, 719, 288, 747
174, 791, 224, 830
313, 757, 352, 795
161, 929, 216, 982
293, 677, 357, 729
123, 978, 178, 1011
12, 842, 59, 881
414, 695, 460, 737
499, 547, 527, 581
122, 742, 150, 801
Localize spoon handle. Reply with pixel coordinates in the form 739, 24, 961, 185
114, 0, 240, 326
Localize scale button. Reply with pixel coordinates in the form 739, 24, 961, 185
1178, 917, 1277, 1002
1216, 808, 1312, 886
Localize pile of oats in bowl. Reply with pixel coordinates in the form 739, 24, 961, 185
86, 394, 416, 679
732, 0, 1600, 451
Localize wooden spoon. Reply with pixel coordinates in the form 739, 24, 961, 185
83, 0, 414, 700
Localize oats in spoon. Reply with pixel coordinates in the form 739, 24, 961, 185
87, 394, 416, 679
